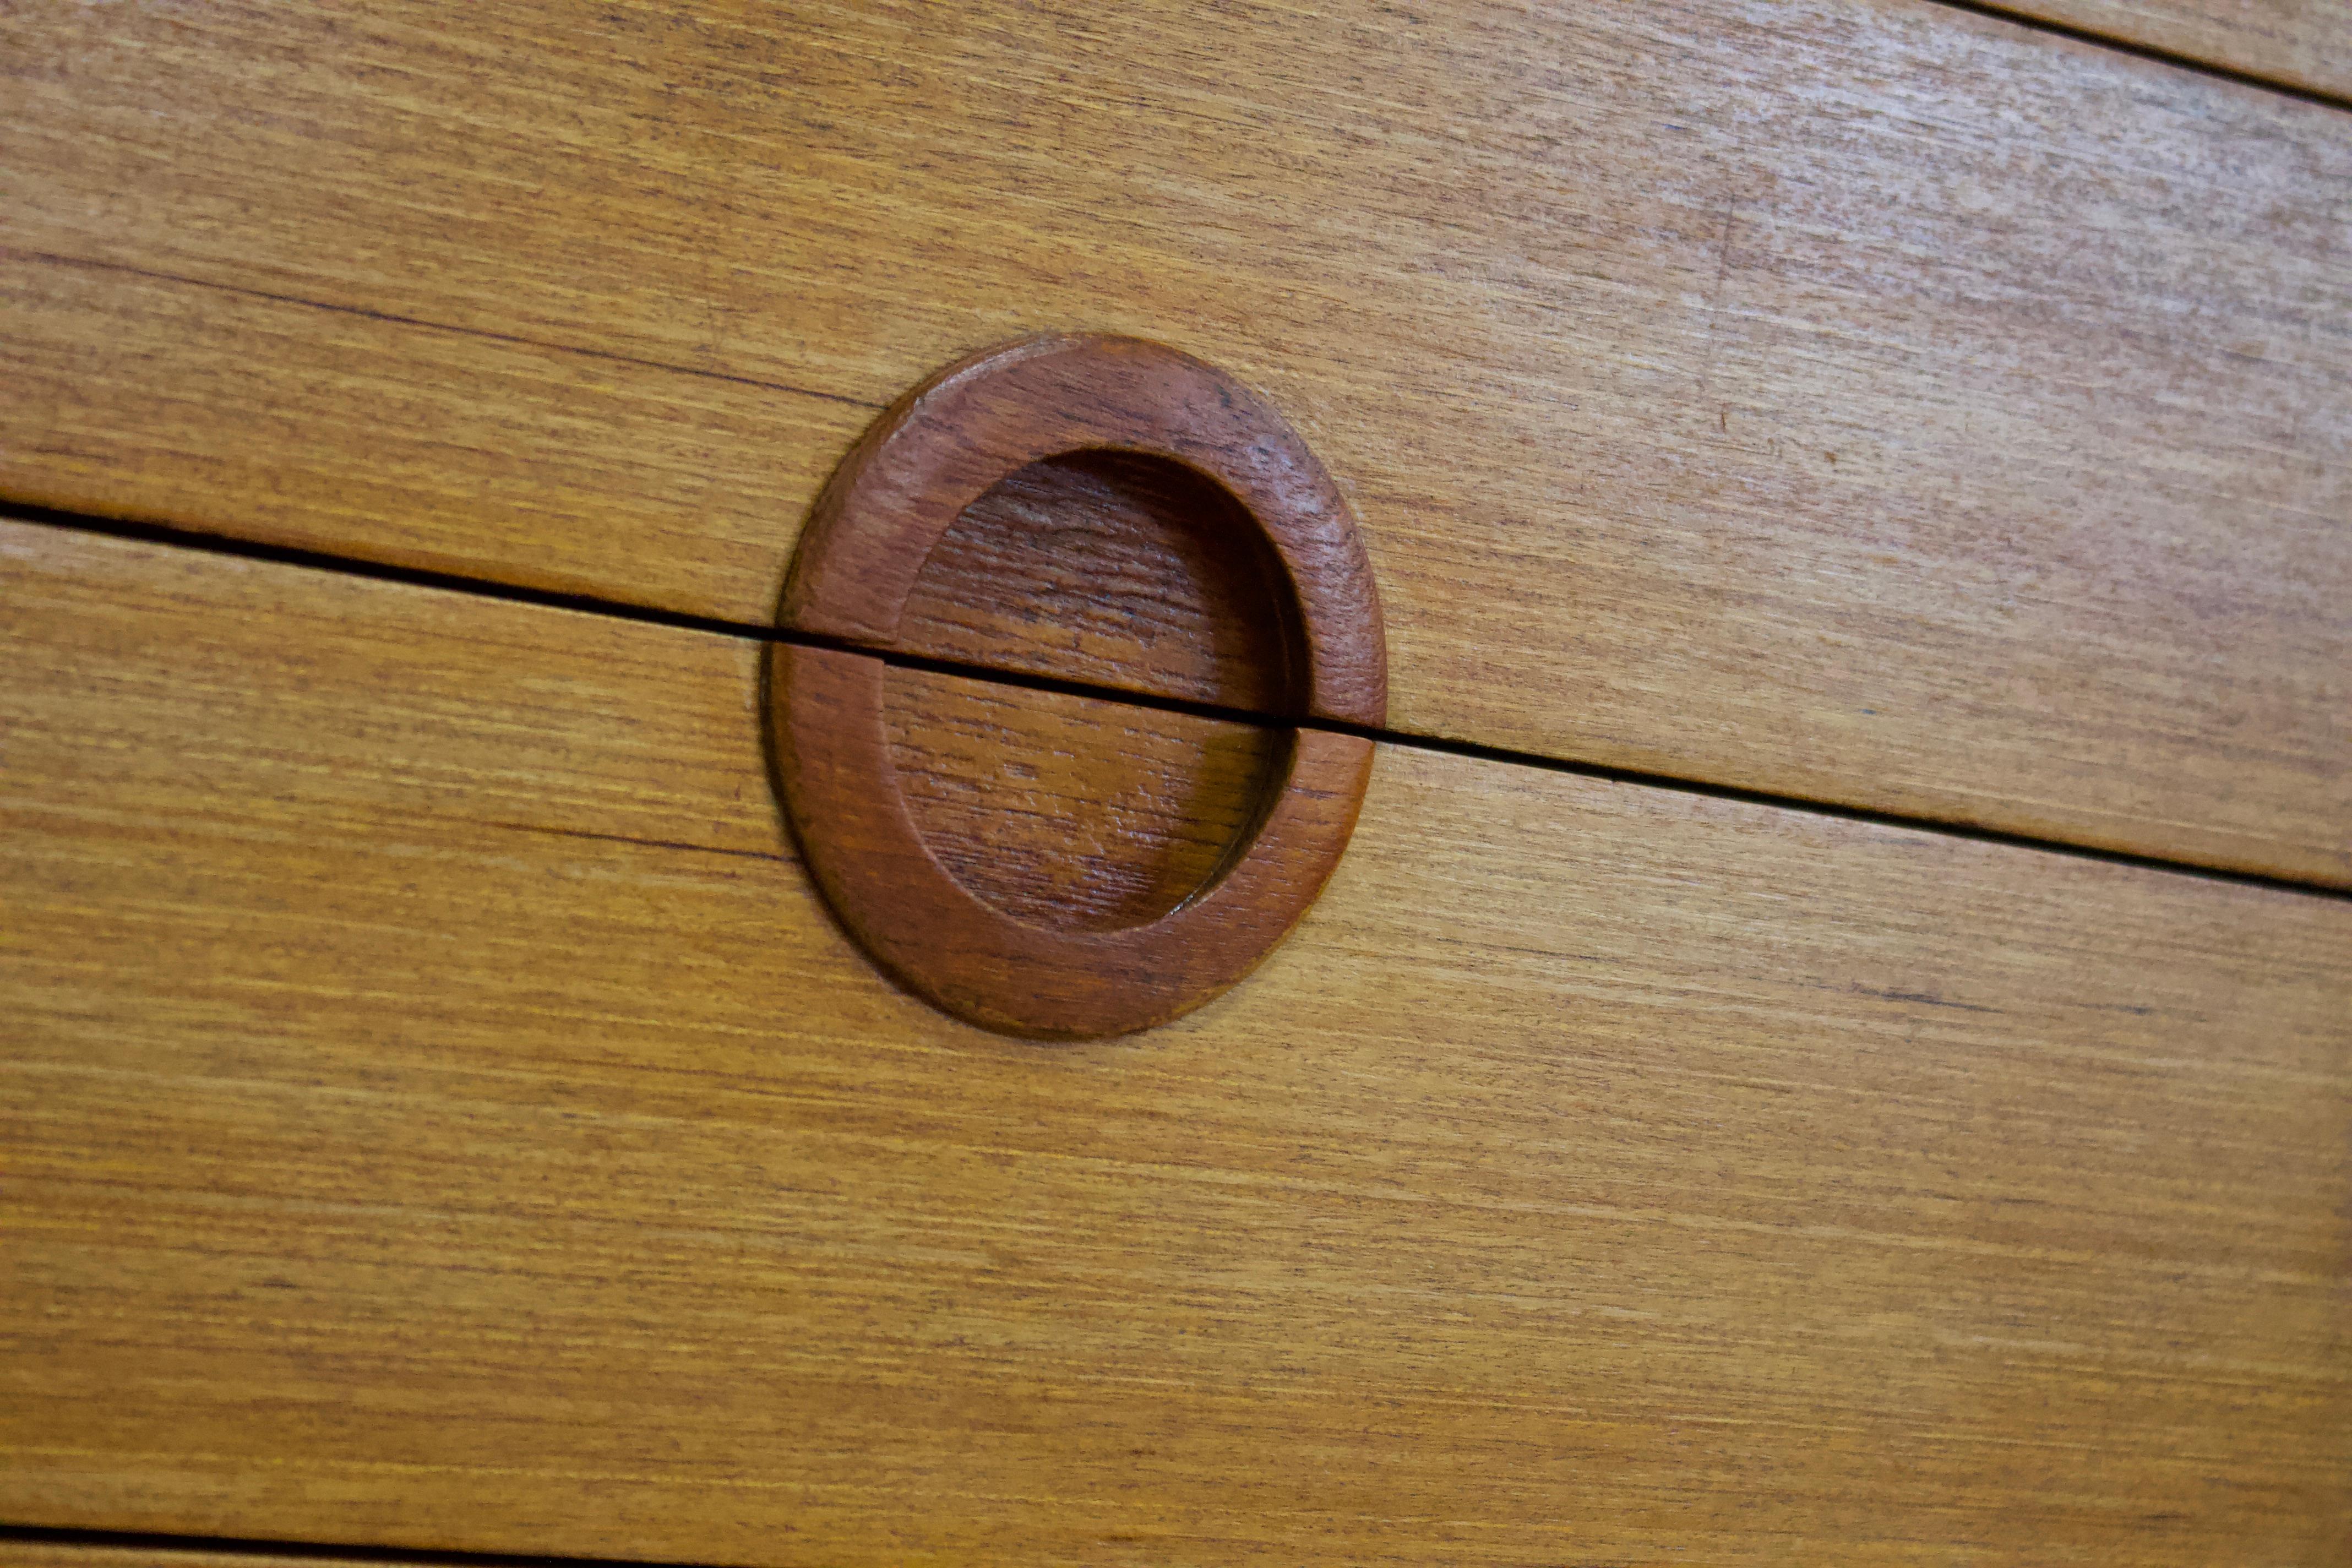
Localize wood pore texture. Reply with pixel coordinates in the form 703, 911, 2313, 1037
875, 437, 1298, 939
882, 666, 1282, 934
897, 449, 1299, 711
7, 524, 2349, 1564
1989, 0, 2352, 100
5, 0, 2350, 883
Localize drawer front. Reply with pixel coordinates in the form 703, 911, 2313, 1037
6, 1, 2348, 1561
6, 527, 2346, 1563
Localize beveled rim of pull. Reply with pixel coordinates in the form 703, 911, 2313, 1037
767, 334, 1387, 1039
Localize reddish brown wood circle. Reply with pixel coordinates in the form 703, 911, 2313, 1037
768, 334, 1387, 1039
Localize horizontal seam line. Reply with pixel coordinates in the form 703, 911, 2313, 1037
1922, 0, 2352, 113
1, 248, 884, 412
0, 1523, 723, 1568
6, 497, 2346, 906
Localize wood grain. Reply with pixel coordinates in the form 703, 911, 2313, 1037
1988, 0, 2352, 100
4, 1, 2348, 884
844, 437, 1301, 965
0, 253, 872, 613
899, 448, 1294, 711
775, 645, 1373, 1039
881, 665, 1283, 934
7, 521, 2347, 1563
0, 1546, 359, 1568
781, 334, 1386, 724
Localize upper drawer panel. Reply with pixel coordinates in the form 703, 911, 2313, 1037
6, 0, 2348, 884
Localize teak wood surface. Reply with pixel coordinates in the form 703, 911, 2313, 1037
6, 0, 2350, 884
8, 523, 2348, 1565
1992, 0, 2352, 99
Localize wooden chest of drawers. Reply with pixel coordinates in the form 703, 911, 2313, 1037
5, 2, 2348, 1563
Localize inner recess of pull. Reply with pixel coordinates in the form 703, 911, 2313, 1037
881, 449, 1307, 934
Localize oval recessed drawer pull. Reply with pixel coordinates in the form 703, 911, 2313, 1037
769, 335, 1387, 1038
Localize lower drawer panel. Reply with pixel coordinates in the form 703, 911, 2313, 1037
4, 524, 2346, 1563
0, 1545, 336, 1568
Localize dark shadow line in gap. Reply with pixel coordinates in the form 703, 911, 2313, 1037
0, 1524, 722, 1568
